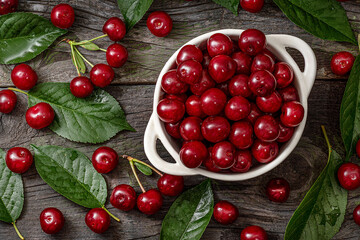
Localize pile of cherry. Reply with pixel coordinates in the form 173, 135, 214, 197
157, 29, 305, 173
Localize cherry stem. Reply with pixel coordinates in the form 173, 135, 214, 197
102, 206, 120, 222
321, 125, 332, 158
73, 46, 94, 68
129, 159, 146, 193
12, 222, 24, 240
72, 34, 108, 45
8, 87, 28, 96
122, 155, 163, 177
70, 43, 81, 76
99, 48, 107, 52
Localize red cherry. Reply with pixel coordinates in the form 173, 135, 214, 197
201, 116, 230, 143
11, 64, 38, 90
229, 120, 254, 149
216, 82, 230, 96
0, 89, 17, 114
278, 85, 299, 102
161, 69, 189, 94
85, 208, 110, 234
70, 76, 94, 98
5, 147, 33, 174
190, 70, 216, 96
165, 93, 187, 103
26, 103, 55, 129
353, 205, 360, 226
177, 59, 203, 85
103, 17, 126, 42
50, 4, 74, 29
200, 88, 227, 116
274, 62, 294, 88
213, 201, 239, 225
356, 139, 360, 158
212, 141, 235, 169
137, 189, 163, 215
232, 52, 252, 75
0, 0, 18, 15
164, 122, 181, 139
247, 102, 263, 125
106, 43, 128, 68
337, 163, 360, 190
231, 150, 252, 173
251, 53, 275, 73
241, 225, 268, 240
238, 29, 266, 56
256, 91, 283, 113
277, 123, 294, 143
202, 52, 211, 69
110, 184, 137, 211
185, 95, 206, 118
225, 96, 251, 121
280, 101, 304, 127
208, 55, 237, 83
180, 141, 208, 168
180, 116, 203, 141
229, 74, 252, 98
40, 208, 65, 234
157, 98, 185, 123
157, 174, 184, 196
207, 33, 233, 57
251, 139, 279, 163
147, 11, 172, 37
92, 147, 119, 174
262, 49, 276, 62
331, 51, 355, 76
248, 70, 276, 97
266, 178, 290, 203
203, 147, 221, 173
240, 0, 264, 13
177, 45, 203, 65
90, 64, 115, 88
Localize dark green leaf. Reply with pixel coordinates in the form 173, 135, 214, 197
78, 41, 100, 51
0, 149, 24, 223
71, 48, 86, 74
32, 145, 107, 208
28, 83, 135, 144
340, 55, 360, 160
160, 179, 213, 240
273, 0, 356, 45
0, 12, 67, 64
211, 0, 239, 15
134, 161, 152, 176
117, 0, 154, 31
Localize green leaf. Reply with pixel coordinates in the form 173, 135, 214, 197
71, 48, 86, 74
0, 12, 67, 64
28, 82, 135, 144
32, 145, 107, 208
117, 0, 154, 31
78, 41, 100, 51
0, 149, 24, 223
134, 161, 152, 176
211, 0, 239, 15
340, 55, 360, 160
273, 0, 357, 45
160, 179, 214, 240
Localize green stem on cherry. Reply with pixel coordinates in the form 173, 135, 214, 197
70, 42, 81, 77
129, 159, 146, 193
8, 87, 28, 96
73, 46, 94, 68
99, 48, 107, 53
12, 222, 24, 240
72, 34, 108, 45
102, 206, 120, 222
122, 155, 163, 177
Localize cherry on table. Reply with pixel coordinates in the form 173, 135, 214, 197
110, 184, 137, 211
200, 88, 227, 116
207, 33, 233, 57
247, 102, 263, 125
251, 53, 275, 73
137, 189, 163, 215
248, 70, 276, 97
225, 96, 251, 121
157, 174, 184, 196
185, 95, 206, 118
0, 89, 17, 114
40, 208, 65, 234
106, 43, 128, 68
331, 51, 355, 76
92, 146, 119, 174
278, 122, 294, 143
190, 70, 216, 96
280, 101, 304, 127
229, 120, 254, 150
161, 69, 189, 94
266, 178, 290, 203
256, 91, 282, 113
147, 11, 173, 37
177, 59, 203, 85
0, 0, 18, 15
165, 122, 181, 139
180, 116, 203, 141
177, 45, 203, 65
337, 162, 360, 190
201, 116, 230, 143
238, 29, 266, 56
5, 147, 33, 174
208, 55, 237, 83
103, 17, 126, 42
70, 76, 94, 98
157, 98, 185, 123
11, 64, 38, 90
90, 64, 115, 88
353, 205, 360, 226
232, 51, 252, 75
278, 85, 299, 102
274, 62, 294, 88
240, 0, 264, 13
213, 200, 239, 225
231, 150, 252, 173
180, 141, 208, 168
241, 225, 268, 240
26, 102, 55, 129
229, 74, 252, 97
212, 141, 235, 169
85, 208, 110, 234
51, 4, 75, 29
251, 139, 279, 163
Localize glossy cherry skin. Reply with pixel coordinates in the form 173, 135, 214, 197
90, 64, 115, 88
5, 147, 33, 174
231, 150, 252, 173
248, 70, 276, 97
229, 120, 254, 149
165, 93, 187, 103
278, 123, 294, 143
147, 11, 172, 37
11, 64, 38, 90
212, 141, 235, 169
0, 0, 17, 15
137, 189, 163, 215
337, 163, 360, 190
229, 74, 251, 97
165, 122, 181, 139
251, 53, 275, 73
239, 29, 266, 56
85, 208, 110, 234
177, 45, 203, 65
103, 17, 126, 42
40, 208, 65, 234
353, 205, 360, 226
200, 88, 227, 116
274, 62, 294, 88
157, 98, 185, 123
161, 69, 189, 94
51, 4, 74, 29
110, 184, 137, 211
190, 70, 216, 96
356, 139, 360, 158
106, 43, 128, 68
225, 96, 251, 121
180, 141, 208, 168
0, 90, 17, 113
240, 0, 264, 13
241, 225, 268, 240
256, 91, 282, 113
157, 174, 184, 196
177, 59, 203, 85
201, 116, 230, 143
70, 76, 94, 98
204, 147, 221, 173
185, 95, 205, 118
278, 85, 299, 102
266, 178, 290, 203
247, 102, 263, 125
252, 140, 279, 163
280, 101, 304, 127
232, 52, 252, 75
213, 201, 239, 225
26, 103, 55, 129
208, 55, 237, 83
180, 116, 203, 141
92, 146, 119, 174
331, 51, 355, 76
207, 33, 233, 57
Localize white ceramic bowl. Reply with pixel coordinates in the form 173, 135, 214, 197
144, 29, 316, 181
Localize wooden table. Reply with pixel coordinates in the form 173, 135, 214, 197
1, 0, 359, 239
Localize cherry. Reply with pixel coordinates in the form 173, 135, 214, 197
251, 139, 279, 163
229, 74, 252, 97
356, 139, 360, 158
103, 17, 126, 42
161, 69, 189, 94
0, 0, 17, 15
231, 150, 252, 173
213, 201, 239, 225
229, 120, 254, 150
110, 184, 137, 211
331, 51, 355, 76
248, 70, 276, 97
51, 4, 74, 29
200, 88, 227, 116
165, 93, 187, 103
207, 33, 233, 57
225, 96, 251, 121
256, 91, 282, 113
240, 0, 264, 13
204, 147, 221, 172
92, 146, 119, 174
274, 62, 294, 88
11, 64, 38, 90
5, 147, 33, 174
106, 43, 128, 68
280, 101, 304, 127
266, 178, 290, 203
157, 174, 184, 196
247, 102, 263, 125
353, 205, 360, 226
85, 208, 110, 234
201, 116, 230, 143
0, 89, 17, 114
190, 70, 216, 96
262, 49, 276, 62
232, 52, 252, 75
238, 29, 266, 56
216, 82, 230, 96
278, 123, 294, 143
202, 52, 211, 69
180, 141, 208, 168
185, 95, 205, 118
180, 116, 203, 141
208, 55, 237, 83
177, 59, 203, 85
337, 163, 360, 190
147, 11, 173, 37
278, 85, 299, 102
26, 102, 55, 129
90, 64, 114, 88
251, 53, 275, 73
157, 98, 185, 123
40, 208, 65, 234
212, 141, 235, 169
137, 189, 163, 215
177, 45, 203, 65
241, 225, 268, 240
70, 76, 94, 98
165, 122, 181, 139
